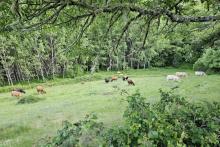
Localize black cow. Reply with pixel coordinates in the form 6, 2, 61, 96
13, 88, 26, 94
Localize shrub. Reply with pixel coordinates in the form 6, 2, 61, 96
194, 48, 220, 72
43, 90, 220, 146
17, 95, 44, 104
44, 114, 105, 147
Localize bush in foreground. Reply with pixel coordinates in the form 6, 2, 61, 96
43, 90, 220, 146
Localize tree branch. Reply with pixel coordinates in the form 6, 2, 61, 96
115, 13, 142, 50
6, 1, 220, 32
106, 10, 123, 35
142, 16, 154, 48
22, 4, 66, 30
63, 14, 96, 52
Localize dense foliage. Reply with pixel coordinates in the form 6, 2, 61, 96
43, 90, 220, 146
194, 47, 220, 72
0, 0, 220, 85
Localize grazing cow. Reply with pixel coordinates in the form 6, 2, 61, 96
122, 76, 129, 81
11, 91, 22, 98
127, 79, 135, 86
111, 76, 118, 82
176, 72, 188, 78
36, 86, 46, 94
166, 75, 180, 81
105, 78, 110, 83
195, 71, 206, 76
13, 88, 26, 94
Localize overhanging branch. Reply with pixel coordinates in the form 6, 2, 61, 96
115, 13, 142, 50
3, 1, 220, 37
17, 1, 220, 27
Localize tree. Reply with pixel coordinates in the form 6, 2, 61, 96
0, 35, 15, 85
2, 0, 220, 47
0, 0, 220, 85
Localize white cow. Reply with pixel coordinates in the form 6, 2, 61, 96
176, 72, 188, 78
195, 71, 206, 76
166, 75, 180, 81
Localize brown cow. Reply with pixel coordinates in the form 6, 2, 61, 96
111, 76, 118, 82
11, 91, 22, 98
36, 86, 46, 94
127, 79, 135, 86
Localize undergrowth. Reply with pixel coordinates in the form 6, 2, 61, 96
42, 90, 220, 146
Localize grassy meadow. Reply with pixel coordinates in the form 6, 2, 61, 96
0, 68, 220, 146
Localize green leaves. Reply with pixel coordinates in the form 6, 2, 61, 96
44, 90, 220, 146
194, 47, 220, 72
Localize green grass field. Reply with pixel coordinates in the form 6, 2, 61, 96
0, 68, 220, 146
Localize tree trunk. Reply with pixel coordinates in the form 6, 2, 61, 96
6, 70, 13, 86
51, 37, 55, 79
107, 55, 112, 71
6, 71, 11, 85
35, 67, 40, 80
62, 62, 66, 78
37, 52, 45, 81
123, 49, 126, 70
130, 59, 133, 69
41, 68, 45, 80
116, 56, 119, 70
40, 64, 45, 81
147, 60, 151, 68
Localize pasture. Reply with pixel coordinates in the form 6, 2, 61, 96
0, 68, 220, 146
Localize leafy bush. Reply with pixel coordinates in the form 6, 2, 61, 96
17, 95, 45, 104
44, 114, 105, 147
194, 48, 220, 72
43, 90, 220, 146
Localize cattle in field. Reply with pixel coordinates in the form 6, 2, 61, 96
176, 72, 188, 78
13, 88, 26, 93
127, 79, 135, 86
36, 86, 46, 94
105, 78, 110, 83
111, 76, 118, 82
166, 75, 180, 81
195, 71, 206, 76
122, 76, 129, 81
11, 91, 22, 98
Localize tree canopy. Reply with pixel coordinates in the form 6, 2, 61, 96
0, 0, 220, 85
